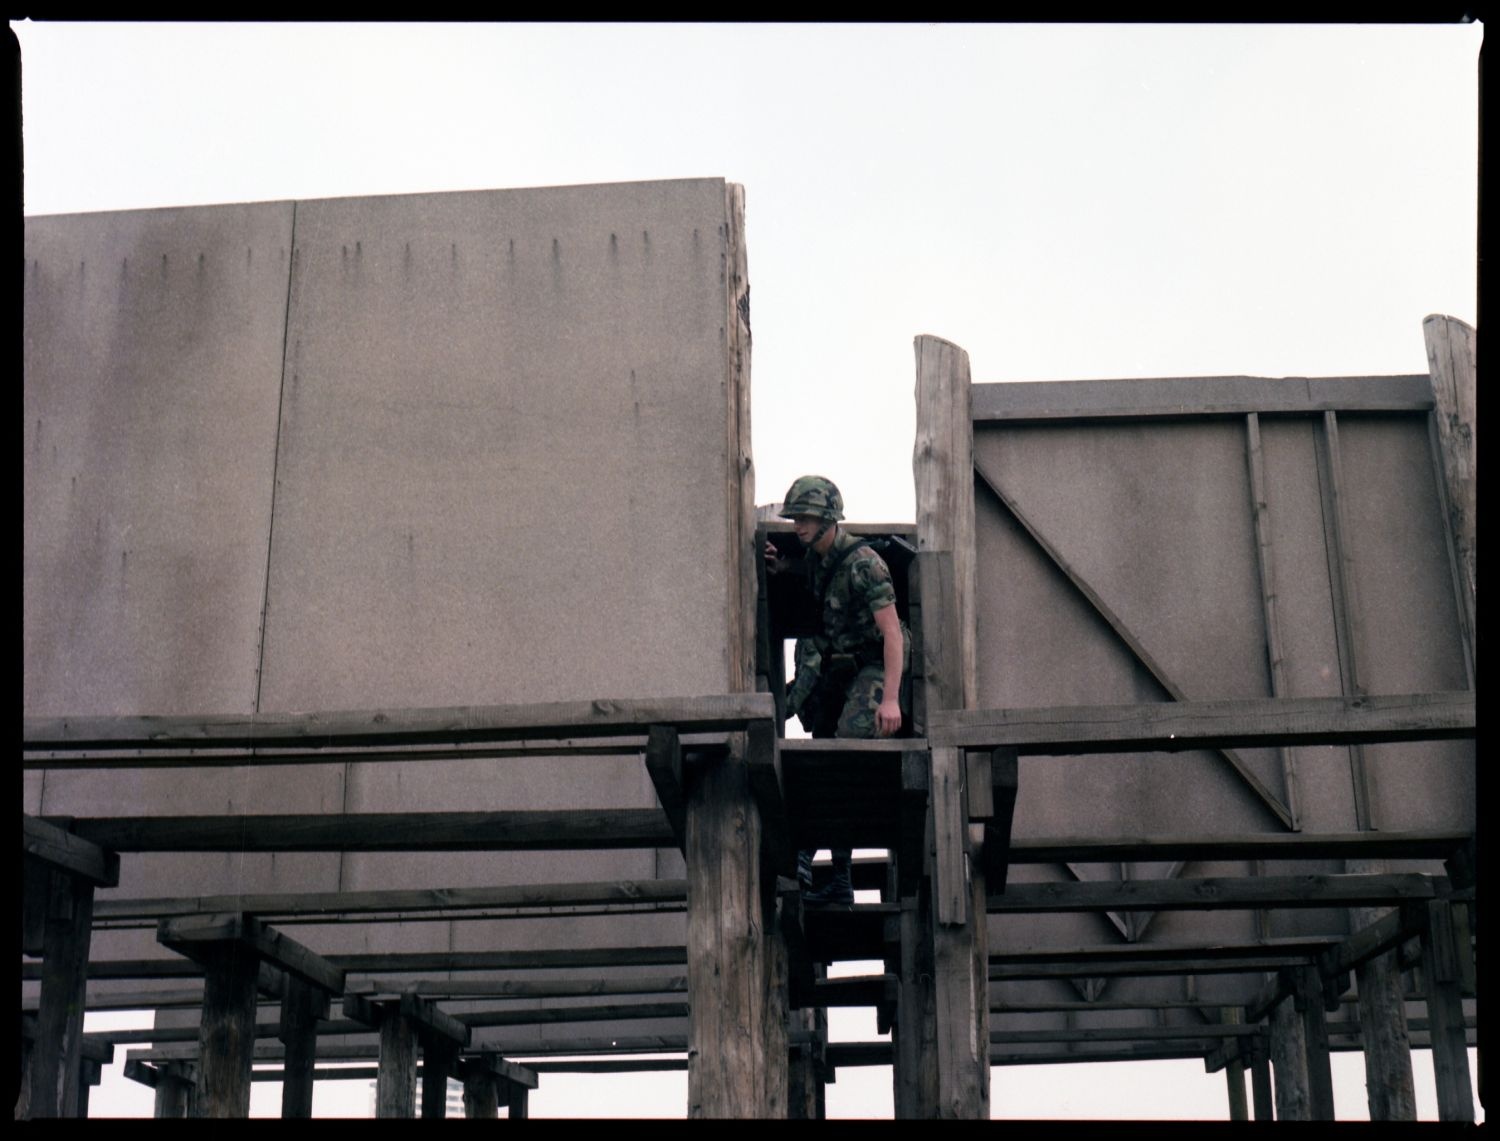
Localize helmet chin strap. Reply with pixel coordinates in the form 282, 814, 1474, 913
810, 518, 836, 553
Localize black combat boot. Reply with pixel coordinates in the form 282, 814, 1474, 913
802, 849, 853, 906
797, 849, 815, 893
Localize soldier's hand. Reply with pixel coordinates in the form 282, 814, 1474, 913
875, 698, 902, 737
764, 540, 784, 574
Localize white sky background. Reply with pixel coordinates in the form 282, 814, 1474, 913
19, 20, 1481, 1120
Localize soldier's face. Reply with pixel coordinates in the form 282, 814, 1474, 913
791, 514, 827, 548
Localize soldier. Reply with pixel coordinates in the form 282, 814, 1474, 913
767, 475, 909, 905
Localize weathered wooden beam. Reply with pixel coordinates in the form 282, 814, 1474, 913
24, 868, 96, 1117
194, 942, 261, 1117
97, 877, 690, 921
1223, 1008, 1249, 1121
1005, 828, 1470, 865
69, 808, 676, 852
278, 975, 326, 1118
812, 975, 899, 1008
990, 956, 1320, 981
930, 690, 1474, 753
745, 717, 793, 876
897, 749, 929, 898
24, 692, 776, 750
1419, 898, 1475, 1122
461, 1001, 687, 1029
990, 872, 1443, 913
1422, 314, 1476, 651
685, 738, 772, 1117
645, 724, 688, 853
970, 374, 1434, 422
1294, 967, 1337, 1119
159, 913, 345, 995
22, 815, 120, 886
977, 748, 1018, 890
1247, 1038, 1274, 1121
421, 1036, 459, 1120
349, 974, 689, 1001
990, 1024, 1260, 1044
130, 1034, 693, 1064
376, 1004, 418, 1119
26, 944, 690, 981
1269, 990, 1310, 1120
990, 936, 1338, 968
24, 734, 735, 771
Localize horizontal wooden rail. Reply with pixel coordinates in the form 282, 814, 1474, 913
930, 691, 1473, 753
59, 810, 676, 852
970, 374, 1434, 422
987, 873, 1444, 913
1005, 829, 1470, 864
24, 693, 775, 751
94, 879, 689, 920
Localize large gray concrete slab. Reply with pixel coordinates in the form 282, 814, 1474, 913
257, 179, 738, 714
24, 202, 294, 718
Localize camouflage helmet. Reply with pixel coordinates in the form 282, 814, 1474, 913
779, 475, 844, 522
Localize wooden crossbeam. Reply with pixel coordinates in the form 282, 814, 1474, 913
26, 945, 689, 981
462, 1001, 688, 1029
128, 1033, 692, 1064
989, 936, 1339, 968
987, 873, 1444, 913
745, 718, 794, 876
969, 374, 1434, 422
347, 975, 689, 1001
930, 691, 1474, 753
22, 815, 120, 886
24, 693, 775, 750
158, 913, 344, 995
95, 878, 690, 921
990, 1025, 1260, 1044
644, 725, 688, 853
64, 809, 676, 852
1005, 829, 1470, 864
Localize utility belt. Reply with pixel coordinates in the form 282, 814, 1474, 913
818, 645, 885, 686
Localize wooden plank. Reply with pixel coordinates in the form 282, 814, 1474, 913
28, 944, 691, 981
1420, 898, 1475, 1122
69, 808, 677, 852
159, 913, 345, 995
278, 975, 322, 1119
915, 550, 964, 714
462, 1001, 688, 1029
1317, 410, 1375, 829
990, 936, 1338, 967
930, 747, 967, 927
97, 877, 690, 920
913, 333, 976, 711
930, 690, 1474, 753
980, 747, 1018, 889
973, 458, 1293, 828
421, 1036, 459, 1119
1245, 412, 1302, 830
989, 872, 1442, 913
685, 740, 770, 1117
195, 943, 261, 1117
898, 748, 929, 898
22, 858, 49, 957
990, 1024, 1259, 1044
1422, 314, 1476, 651
1248, 1039, 1274, 1121
723, 181, 755, 697
376, 1005, 417, 1118
24, 691, 775, 750
24, 735, 734, 771
645, 724, 687, 853
399, 992, 468, 1049
1295, 967, 1337, 1119
969, 374, 1434, 422
350, 975, 689, 1001
462, 1053, 538, 1090
22, 815, 121, 886
25, 869, 95, 1118
1269, 990, 1310, 1120
745, 716, 793, 876
460, 1066, 499, 1119
990, 956, 1320, 981
130, 1034, 693, 1064
1006, 828, 1470, 865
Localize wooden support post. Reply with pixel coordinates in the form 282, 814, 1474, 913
421, 1036, 458, 1119
505, 1083, 530, 1119
194, 944, 261, 1117
1422, 313, 1476, 648
26, 868, 96, 1117
376, 1005, 418, 1118
155, 1062, 198, 1118
1269, 992, 1311, 1120
1293, 967, 1336, 1120
685, 735, 771, 1117
1247, 1037, 1274, 1121
1346, 858, 1416, 1121
1419, 898, 1475, 1122
892, 892, 937, 1118
764, 890, 790, 1118
278, 974, 327, 1118
1223, 1008, 1249, 1120
461, 1067, 499, 1119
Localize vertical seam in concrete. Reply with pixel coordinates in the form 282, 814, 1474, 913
254, 199, 298, 716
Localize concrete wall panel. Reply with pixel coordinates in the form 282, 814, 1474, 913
24, 203, 294, 718
257, 179, 736, 714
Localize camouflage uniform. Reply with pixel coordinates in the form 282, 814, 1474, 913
791, 528, 910, 740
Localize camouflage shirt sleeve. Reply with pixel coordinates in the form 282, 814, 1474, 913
848, 547, 896, 614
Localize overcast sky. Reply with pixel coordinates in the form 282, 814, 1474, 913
15, 19, 1481, 1120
